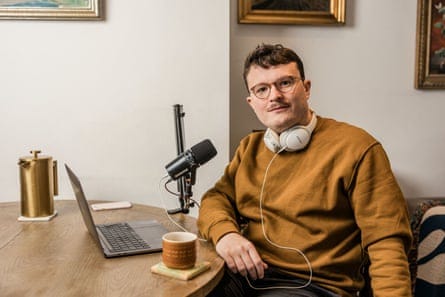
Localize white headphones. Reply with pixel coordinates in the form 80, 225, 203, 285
264, 112, 318, 153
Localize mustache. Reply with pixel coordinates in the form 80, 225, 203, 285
267, 103, 289, 112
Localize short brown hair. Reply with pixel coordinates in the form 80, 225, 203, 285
243, 44, 305, 90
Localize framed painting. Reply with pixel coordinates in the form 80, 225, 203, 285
415, 0, 445, 89
238, 0, 346, 25
0, 0, 103, 20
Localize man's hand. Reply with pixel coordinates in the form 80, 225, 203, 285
215, 232, 268, 280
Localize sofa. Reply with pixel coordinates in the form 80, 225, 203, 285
362, 197, 445, 297
407, 198, 445, 297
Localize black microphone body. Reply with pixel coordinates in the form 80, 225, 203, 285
165, 139, 217, 181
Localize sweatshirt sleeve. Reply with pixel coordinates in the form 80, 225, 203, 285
197, 142, 245, 246
349, 143, 413, 297
367, 237, 412, 297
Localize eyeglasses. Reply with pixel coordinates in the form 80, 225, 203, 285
249, 76, 302, 100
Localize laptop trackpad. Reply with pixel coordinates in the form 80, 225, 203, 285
128, 220, 167, 248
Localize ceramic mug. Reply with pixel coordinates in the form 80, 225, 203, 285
162, 232, 197, 269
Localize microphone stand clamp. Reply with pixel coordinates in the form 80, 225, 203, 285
167, 171, 195, 214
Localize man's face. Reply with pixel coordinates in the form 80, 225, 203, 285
246, 62, 311, 134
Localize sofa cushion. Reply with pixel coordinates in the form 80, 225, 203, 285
414, 206, 445, 297
409, 200, 445, 296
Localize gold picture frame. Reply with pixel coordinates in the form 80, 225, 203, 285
415, 0, 445, 89
0, 0, 103, 20
238, 0, 345, 25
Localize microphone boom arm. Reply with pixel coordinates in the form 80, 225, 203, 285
167, 104, 194, 214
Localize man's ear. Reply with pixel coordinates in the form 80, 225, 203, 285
303, 80, 311, 98
246, 96, 257, 112
303, 79, 311, 91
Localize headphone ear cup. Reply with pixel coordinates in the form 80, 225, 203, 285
280, 127, 311, 152
263, 112, 317, 153
264, 129, 282, 153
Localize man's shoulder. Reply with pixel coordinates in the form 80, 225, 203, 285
314, 116, 381, 160
237, 130, 265, 152
317, 116, 378, 144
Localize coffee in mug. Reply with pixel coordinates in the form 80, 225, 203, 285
162, 232, 197, 269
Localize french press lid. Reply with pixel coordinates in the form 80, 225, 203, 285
18, 150, 52, 165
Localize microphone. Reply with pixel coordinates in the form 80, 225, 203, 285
165, 139, 217, 181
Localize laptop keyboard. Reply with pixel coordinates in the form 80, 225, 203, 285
98, 222, 151, 252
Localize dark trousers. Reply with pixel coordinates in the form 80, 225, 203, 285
207, 266, 340, 297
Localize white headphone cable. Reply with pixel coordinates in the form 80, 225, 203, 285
246, 146, 313, 290
158, 175, 207, 242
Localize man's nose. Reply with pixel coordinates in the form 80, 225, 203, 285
268, 84, 283, 101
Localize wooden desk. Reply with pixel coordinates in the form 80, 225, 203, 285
0, 200, 224, 297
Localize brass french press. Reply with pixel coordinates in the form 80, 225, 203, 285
18, 150, 58, 220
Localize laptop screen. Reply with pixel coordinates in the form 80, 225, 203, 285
65, 164, 102, 247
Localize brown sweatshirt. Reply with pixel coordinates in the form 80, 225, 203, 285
197, 116, 413, 297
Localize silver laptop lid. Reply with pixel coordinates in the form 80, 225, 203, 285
65, 164, 102, 247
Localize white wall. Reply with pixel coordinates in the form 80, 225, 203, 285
0, 1, 230, 217
230, 0, 445, 199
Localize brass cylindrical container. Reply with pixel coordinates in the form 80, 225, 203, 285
18, 150, 58, 218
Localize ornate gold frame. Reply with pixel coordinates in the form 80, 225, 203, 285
415, 0, 445, 89
0, 0, 103, 20
238, 0, 345, 25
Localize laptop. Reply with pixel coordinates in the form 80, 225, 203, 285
65, 164, 168, 258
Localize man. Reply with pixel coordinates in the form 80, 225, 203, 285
197, 44, 412, 296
